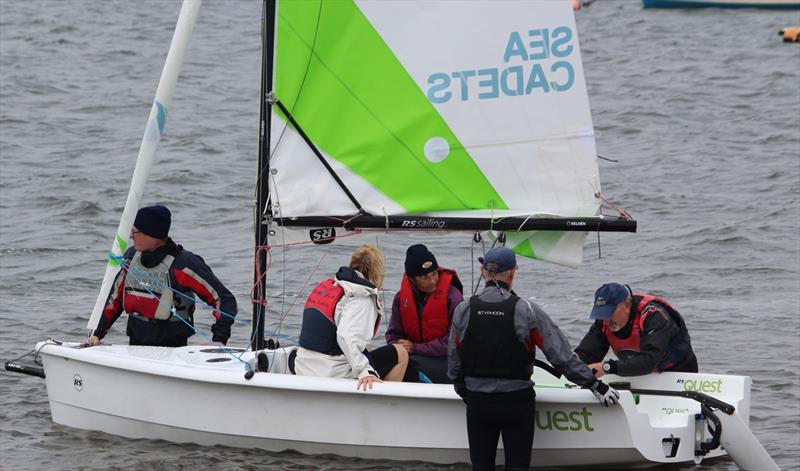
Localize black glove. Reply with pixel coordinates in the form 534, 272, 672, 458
587, 378, 620, 407
454, 382, 467, 403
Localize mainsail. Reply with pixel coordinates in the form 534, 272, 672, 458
265, 0, 634, 266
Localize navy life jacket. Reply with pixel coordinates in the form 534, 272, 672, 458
458, 294, 535, 380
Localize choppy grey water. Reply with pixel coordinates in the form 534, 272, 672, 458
1, 1, 798, 470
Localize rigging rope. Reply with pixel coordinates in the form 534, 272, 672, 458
109, 253, 244, 326
110, 254, 252, 368
273, 249, 329, 343
596, 192, 633, 220
108, 253, 295, 365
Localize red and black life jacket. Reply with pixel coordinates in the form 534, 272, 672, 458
398, 268, 460, 343
298, 277, 381, 355
122, 252, 176, 321
601, 293, 693, 372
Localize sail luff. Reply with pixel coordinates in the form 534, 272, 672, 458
86, 0, 203, 332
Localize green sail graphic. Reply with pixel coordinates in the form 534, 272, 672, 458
275, 0, 507, 213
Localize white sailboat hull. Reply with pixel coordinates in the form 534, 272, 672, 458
39, 342, 748, 467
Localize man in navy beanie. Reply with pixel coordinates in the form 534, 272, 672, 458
87, 205, 238, 347
133, 204, 171, 240
386, 244, 463, 383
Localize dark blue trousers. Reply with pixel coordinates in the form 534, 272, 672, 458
465, 387, 536, 471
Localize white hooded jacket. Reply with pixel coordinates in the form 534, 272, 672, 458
295, 269, 383, 380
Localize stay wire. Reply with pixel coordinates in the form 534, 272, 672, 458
110, 254, 245, 325
470, 237, 475, 295
114, 256, 251, 368
259, 3, 321, 345
274, 249, 329, 343
109, 254, 294, 359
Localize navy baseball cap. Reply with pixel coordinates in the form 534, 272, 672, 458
590, 283, 629, 320
479, 247, 517, 273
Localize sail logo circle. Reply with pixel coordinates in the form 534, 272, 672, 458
424, 137, 450, 163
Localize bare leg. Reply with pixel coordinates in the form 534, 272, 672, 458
383, 344, 409, 382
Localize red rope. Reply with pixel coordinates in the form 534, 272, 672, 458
273, 250, 330, 335
250, 246, 271, 307
596, 192, 633, 220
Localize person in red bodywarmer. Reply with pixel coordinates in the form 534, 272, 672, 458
386, 244, 463, 383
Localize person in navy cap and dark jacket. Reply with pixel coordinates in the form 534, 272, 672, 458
386, 244, 463, 383
87, 205, 237, 347
448, 247, 620, 471
575, 283, 697, 377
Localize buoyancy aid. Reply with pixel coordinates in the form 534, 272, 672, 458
122, 252, 176, 321
398, 268, 460, 343
601, 293, 692, 372
459, 294, 535, 380
298, 276, 382, 355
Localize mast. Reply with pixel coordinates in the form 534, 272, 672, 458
252, 0, 276, 351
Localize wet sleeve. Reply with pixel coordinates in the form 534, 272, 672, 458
93, 269, 127, 339
524, 301, 595, 387
384, 293, 405, 344
616, 305, 673, 376
173, 254, 238, 344
574, 321, 610, 364
447, 299, 470, 384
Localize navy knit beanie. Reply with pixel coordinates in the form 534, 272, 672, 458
134, 205, 171, 239
404, 244, 438, 278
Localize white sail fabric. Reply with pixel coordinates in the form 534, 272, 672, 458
268, 1, 601, 265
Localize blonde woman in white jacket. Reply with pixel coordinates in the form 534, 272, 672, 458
295, 245, 410, 391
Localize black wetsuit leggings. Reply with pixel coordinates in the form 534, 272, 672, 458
465, 387, 535, 471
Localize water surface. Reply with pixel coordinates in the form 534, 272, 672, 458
1, 1, 798, 469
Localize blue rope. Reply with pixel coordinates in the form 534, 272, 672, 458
112, 253, 299, 345
112, 255, 250, 369
110, 252, 246, 325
